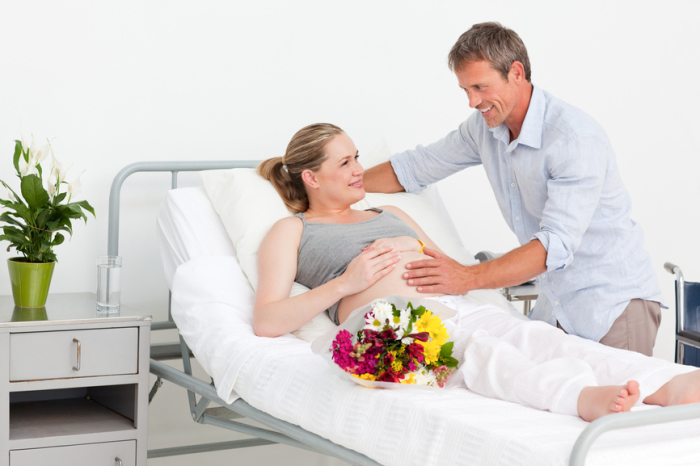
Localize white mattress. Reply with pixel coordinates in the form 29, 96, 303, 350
160, 187, 700, 466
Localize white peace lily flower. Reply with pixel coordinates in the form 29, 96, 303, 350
33, 143, 50, 165
68, 171, 84, 194
48, 184, 56, 198
7, 189, 17, 203
50, 153, 69, 183
20, 130, 32, 153
18, 155, 39, 177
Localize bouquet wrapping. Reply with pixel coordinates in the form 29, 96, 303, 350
311, 295, 460, 390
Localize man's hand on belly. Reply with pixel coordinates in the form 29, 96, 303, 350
402, 248, 475, 295
404, 240, 547, 294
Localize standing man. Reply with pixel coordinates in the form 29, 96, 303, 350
363, 22, 663, 355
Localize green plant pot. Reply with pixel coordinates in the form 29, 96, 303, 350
7, 258, 56, 308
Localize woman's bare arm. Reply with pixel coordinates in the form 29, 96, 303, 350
254, 217, 402, 337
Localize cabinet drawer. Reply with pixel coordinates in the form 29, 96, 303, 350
10, 328, 139, 381
10, 440, 136, 466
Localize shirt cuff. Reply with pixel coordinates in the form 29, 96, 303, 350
389, 154, 423, 194
532, 231, 573, 271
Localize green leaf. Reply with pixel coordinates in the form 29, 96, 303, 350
35, 209, 51, 229
0, 234, 21, 248
0, 212, 23, 227
11, 203, 33, 223
411, 304, 426, 318
75, 200, 95, 218
20, 175, 49, 209
0, 179, 24, 206
55, 192, 66, 204
52, 233, 64, 245
443, 356, 459, 368
440, 341, 454, 358
3, 226, 25, 236
13, 140, 22, 175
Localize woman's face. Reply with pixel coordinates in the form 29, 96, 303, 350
305, 132, 365, 206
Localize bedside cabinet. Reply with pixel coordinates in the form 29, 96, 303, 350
0, 293, 151, 466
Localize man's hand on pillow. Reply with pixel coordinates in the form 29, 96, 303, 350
402, 248, 475, 295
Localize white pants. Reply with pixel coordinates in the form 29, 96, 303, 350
430, 295, 696, 416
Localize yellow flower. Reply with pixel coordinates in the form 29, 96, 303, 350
401, 373, 417, 384
415, 310, 450, 365
353, 373, 377, 381
388, 350, 403, 372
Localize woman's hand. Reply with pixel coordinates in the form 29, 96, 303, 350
339, 245, 402, 295
363, 236, 420, 253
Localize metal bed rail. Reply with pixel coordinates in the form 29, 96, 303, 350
108, 161, 700, 466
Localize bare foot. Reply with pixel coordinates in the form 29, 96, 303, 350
577, 381, 640, 422
644, 370, 700, 406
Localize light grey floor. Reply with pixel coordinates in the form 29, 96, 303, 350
147, 330, 350, 466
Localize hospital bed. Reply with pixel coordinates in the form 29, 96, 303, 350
108, 161, 700, 466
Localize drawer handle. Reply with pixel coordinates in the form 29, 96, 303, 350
73, 338, 81, 371
115, 458, 123, 466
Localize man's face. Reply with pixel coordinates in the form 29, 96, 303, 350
455, 60, 519, 128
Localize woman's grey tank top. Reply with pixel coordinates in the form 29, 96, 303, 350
294, 208, 418, 325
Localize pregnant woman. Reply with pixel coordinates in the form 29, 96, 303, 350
253, 123, 700, 422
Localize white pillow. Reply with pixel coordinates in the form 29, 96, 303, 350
156, 186, 236, 288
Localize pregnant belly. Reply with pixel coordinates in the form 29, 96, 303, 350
336, 251, 444, 324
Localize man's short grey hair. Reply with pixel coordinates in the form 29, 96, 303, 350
448, 22, 531, 82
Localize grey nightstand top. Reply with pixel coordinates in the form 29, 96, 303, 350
0, 292, 152, 328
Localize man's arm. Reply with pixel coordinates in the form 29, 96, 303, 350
363, 161, 405, 193
402, 239, 547, 295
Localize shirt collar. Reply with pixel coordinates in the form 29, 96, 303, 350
489, 84, 545, 151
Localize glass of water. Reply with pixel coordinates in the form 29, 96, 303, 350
97, 256, 122, 313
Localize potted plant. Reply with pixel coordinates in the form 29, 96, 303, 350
0, 134, 94, 307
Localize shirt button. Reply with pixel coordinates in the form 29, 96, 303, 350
510, 182, 516, 188
554, 301, 559, 305
515, 216, 520, 221
541, 274, 546, 278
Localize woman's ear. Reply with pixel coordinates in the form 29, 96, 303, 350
301, 169, 319, 189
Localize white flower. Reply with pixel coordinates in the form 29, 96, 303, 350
19, 155, 39, 177
364, 301, 394, 332
68, 170, 84, 195
18, 133, 50, 176
392, 308, 412, 339
33, 143, 50, 165
50, 153, 69, 184
7, 189, 17, 203
407, 365, 438, 387
48, 184, 56, 198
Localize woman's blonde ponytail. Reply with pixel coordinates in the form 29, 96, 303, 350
257, 123, 343, 213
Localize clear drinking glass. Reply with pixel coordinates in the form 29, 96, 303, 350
97, 256, 122, 313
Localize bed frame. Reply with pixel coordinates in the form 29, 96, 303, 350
108, 161, 700, 466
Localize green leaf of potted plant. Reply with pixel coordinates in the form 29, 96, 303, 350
0, 133, 95, 307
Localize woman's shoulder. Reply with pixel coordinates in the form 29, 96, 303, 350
273, 215, 304, 230
377, 205, 407, 218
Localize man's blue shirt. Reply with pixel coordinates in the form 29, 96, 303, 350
390, 85, 663, 342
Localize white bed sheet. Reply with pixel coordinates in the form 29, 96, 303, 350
171, 255, 700, 466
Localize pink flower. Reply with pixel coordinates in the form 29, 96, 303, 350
331, 330, 355, 371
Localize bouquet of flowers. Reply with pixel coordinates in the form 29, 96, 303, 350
312, 295, 459, 389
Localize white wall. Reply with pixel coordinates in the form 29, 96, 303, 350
1, 1, 699, 464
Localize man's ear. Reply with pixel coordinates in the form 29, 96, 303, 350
509, 61, 526, 84
301, 169, 319, 189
